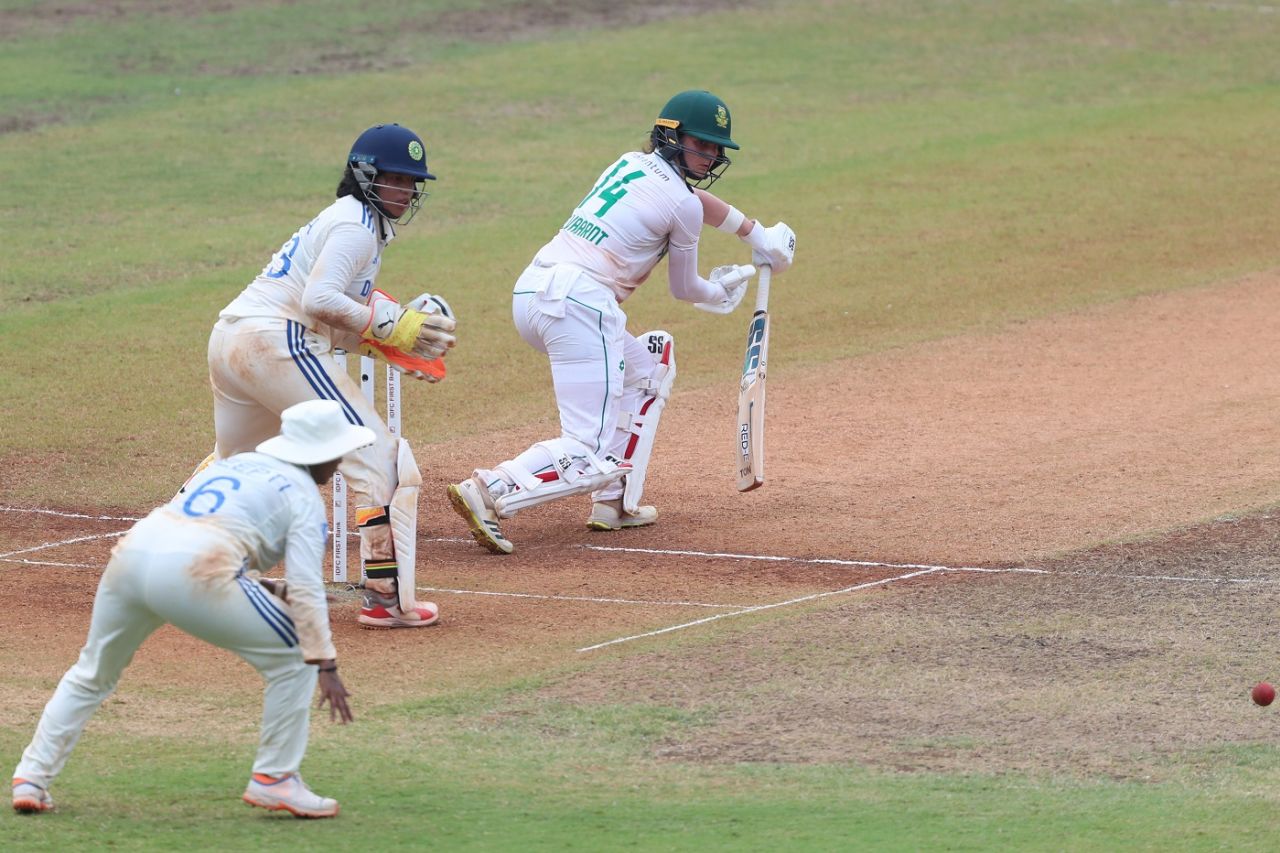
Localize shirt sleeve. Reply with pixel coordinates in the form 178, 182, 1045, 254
300, 223, 379, 335
666, 194, 722, 304
282, 492, 338, 661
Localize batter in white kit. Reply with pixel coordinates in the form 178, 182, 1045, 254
447, 90, 797, 554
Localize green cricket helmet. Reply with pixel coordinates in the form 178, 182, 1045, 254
651, 90, 737, 189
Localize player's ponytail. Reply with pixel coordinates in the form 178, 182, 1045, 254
336, 163, 362, 200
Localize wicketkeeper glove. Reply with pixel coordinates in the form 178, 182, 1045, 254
694, 264, 756, 314
404, 292, 457, 359
360, 289, 457, 359
359, 289, 453, 382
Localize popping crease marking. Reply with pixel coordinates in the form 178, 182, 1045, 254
2, 558, 99, 568
0, 531, 129, 559
576, 548, 1280, 652
0, 506, 141, 522
583, 544, 987, 572
418, 586, 745, 609
577, 568, 945, 653
585, 545, 1280, 585
946, 565, 1280, 585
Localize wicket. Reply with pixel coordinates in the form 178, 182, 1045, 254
330, 351, 400, 583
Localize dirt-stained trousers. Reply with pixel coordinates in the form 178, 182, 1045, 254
13, 523, 315, 787
207, 315, 401, 576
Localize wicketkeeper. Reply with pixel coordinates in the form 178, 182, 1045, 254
184, 123, 453, 627
447, 90, 796, 554
14, 400, 370, 818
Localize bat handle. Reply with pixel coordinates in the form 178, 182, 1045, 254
754, 264, 772, 313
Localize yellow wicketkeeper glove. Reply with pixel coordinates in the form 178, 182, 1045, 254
359, 290, 456, 381
361, 289, 456, 355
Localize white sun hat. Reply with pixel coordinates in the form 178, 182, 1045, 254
256, 400, 377, 465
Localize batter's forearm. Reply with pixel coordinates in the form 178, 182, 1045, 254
694, 188, 753, 238
667, 243, 723, 304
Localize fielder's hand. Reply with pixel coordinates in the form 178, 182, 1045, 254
694, 264, 756, 314
746, 222, 796, 274
317, 667, 353, 724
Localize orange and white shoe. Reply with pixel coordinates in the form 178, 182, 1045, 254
242, 773, 338, 819
357, 588, 439, 629
12, 778, 53, 814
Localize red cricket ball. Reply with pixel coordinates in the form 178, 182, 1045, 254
1252, 682, 1275, 707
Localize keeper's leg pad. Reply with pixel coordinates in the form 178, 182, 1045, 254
620, 330, 676, 514
357, 439, 422, 613
389, 438, 422, 614
493, 439, 629, 517
356, 505, 394, 585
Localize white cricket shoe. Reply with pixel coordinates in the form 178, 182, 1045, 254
587, 499, 658, 531
12, 778, 53, 814
357, 589, 440, 629
242, 773, 338, 819
447, 477, 514, 554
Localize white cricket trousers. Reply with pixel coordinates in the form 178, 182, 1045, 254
207, 316, 397, 505
509, 263, 659, 500
13, 519, 316, 787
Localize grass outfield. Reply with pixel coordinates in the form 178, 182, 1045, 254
6, 0, 1280, 848
5, 726, 1280, 851
5, 0, 1280, 506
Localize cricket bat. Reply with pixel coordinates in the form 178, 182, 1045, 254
736, 264, 771, 491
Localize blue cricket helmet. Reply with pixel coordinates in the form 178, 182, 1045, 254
348, 123, 436, 181
347, 123, 435, 225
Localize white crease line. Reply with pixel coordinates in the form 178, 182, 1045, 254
938, 566, 1280, 584
588, 545, 1280, 586
0, 531, 128, 559
578, 567, 943, 653
418, 586, 744, 609
0, 506, 141, 522
1, 558, 99, 568
0, 506, 474, 542
583, 544, 986, 572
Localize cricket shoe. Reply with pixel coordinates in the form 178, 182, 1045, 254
357, 588, 439, 629
12, 778, 53, 814
587, 499, 658, 531
447, 477, 514, 554
242, 773, 338, 819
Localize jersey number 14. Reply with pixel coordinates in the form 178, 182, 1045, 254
580, 159, 646, 218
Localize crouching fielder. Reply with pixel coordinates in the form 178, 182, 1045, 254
447, 90, 796, 554
191, 122, 453, 628
13, 400, 370, 819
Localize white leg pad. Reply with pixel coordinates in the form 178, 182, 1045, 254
390, 438, 421, 613
494, 439, 628, 517
621, 330, 676, 514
